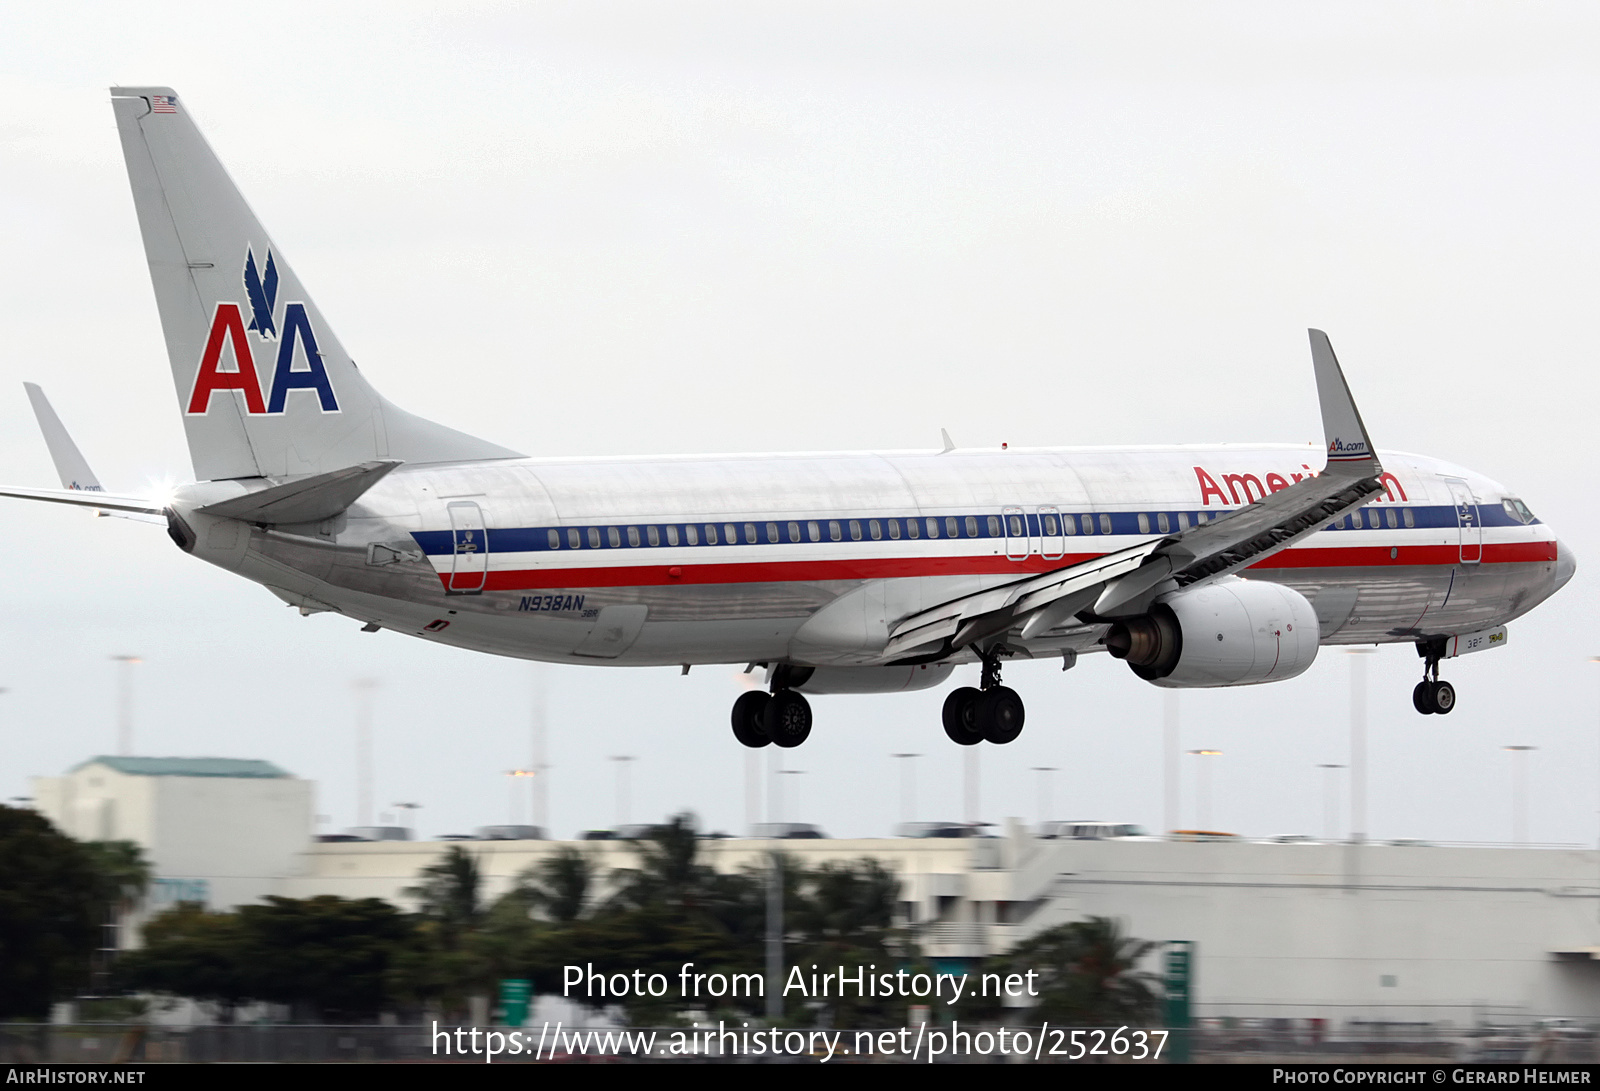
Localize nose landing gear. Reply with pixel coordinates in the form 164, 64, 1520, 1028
942, 645, 1026, 745
1413, 641, 1456, 715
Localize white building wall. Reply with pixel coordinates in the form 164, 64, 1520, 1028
1009, 839, 1600, 1024
32, 761, 314, 918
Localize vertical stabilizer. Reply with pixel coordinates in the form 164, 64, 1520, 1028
110, 88, 520, 481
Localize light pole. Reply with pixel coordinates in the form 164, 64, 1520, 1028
776, 769, 807, 828
1346, 648, 1377, 843
110, 655, 140, 756
1031, 767, 1059, 828
505, 769, 537, 825
352, 679, 377, 827
892, 753, 921, 828
1164, 692, 1180, 838
1318, 764, 1345, 842
1503, 746, 1537, 845
964, 747, 980, 826
1591, 657, 1600, 924
608, 756, 635, 829
1188, 750, 1221, 830
529, 665, 548, 834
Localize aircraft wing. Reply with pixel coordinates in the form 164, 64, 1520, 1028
884, 329, 1387, 659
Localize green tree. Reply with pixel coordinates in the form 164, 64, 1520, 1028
393, 846, 493, 1016
514, 846, 592, 923
787, 858, 909, 1027
0, 806, 103, 1018
115, 902, 254, 1019
977, 917, 1161, 1026
406, 845, 483, 943
80, 840, 151, 993
120, 896, 418, 1022
242, 896, 415, 1021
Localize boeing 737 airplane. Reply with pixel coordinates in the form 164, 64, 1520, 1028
0, 89, 1575, 749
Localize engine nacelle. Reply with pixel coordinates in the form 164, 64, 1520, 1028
1103, 577, 1320, 688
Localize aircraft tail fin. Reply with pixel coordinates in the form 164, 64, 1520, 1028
109, 87, 520, 481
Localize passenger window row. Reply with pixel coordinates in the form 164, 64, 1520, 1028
527, 505, 1427, 551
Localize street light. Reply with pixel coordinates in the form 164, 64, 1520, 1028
776, 768, 807, 828
110, 655, 141, 756
505, 769, 537, 825
1345, 648, 1378, 843
1187, 750, 1222, 830
393, 802, 421, 835
892, 754, 922, 828
1503, 746, 1537, 846
352, 679, 377, 827
1031, 767, 1059, 828
1317, 765, 1345, 843
608, 756, 635, 829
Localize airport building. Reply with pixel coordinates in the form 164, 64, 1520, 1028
28, 755, 1600, 1026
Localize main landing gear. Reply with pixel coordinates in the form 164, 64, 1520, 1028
731, 669, 814, 749
1412, 640, 1456, 716
942, 645, 1026, 746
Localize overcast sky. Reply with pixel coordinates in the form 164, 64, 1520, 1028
2, 3, 1598, 847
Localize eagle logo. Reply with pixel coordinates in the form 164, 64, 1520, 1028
243, 247, 279, 340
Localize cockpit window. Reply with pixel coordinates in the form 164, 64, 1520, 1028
1502, 498, 1536, 525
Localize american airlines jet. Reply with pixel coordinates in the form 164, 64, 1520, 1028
0, 89, 1575, 749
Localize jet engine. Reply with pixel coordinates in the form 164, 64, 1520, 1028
1102, 576, 1320, 687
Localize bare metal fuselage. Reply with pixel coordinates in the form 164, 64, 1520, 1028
168, 442, 1568, 673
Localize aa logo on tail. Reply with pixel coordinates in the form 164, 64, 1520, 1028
186, 246, 340, 416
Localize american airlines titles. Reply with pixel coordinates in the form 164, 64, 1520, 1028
1194, 465, 1406, 507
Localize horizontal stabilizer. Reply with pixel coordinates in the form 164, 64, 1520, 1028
0, 484, 164, 516
196, 460, 401, 525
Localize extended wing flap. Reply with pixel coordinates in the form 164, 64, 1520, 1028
881, 329, 1387, 657
884, 541, 1159, 657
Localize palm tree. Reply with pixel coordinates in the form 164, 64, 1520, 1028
1002, 916, 1161, 1025
512, 847, 592, 922
405, 845, 482, 942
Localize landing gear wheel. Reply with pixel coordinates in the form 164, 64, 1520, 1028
764, 689, 813, 748
942, 687, 983, 746
731, 691, 772, 747
977, 686, 1025, 744
1412, 681, 1435, 716
1428, 680, 1456, 715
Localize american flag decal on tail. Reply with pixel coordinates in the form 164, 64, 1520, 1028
151, 95, 176, 114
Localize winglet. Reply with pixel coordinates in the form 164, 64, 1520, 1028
24, 383, 105, 492
1309, 329, 1382, 477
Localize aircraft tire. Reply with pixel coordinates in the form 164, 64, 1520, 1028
942, 687, 983, 746
732, 691, 772, 748
978, 686, 1025, 744
1412, 682, 1436, 715
764, 690, 813, 748
1429, 680, 1456, 715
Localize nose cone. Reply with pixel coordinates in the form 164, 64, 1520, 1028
1555, 538, 1577, 592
